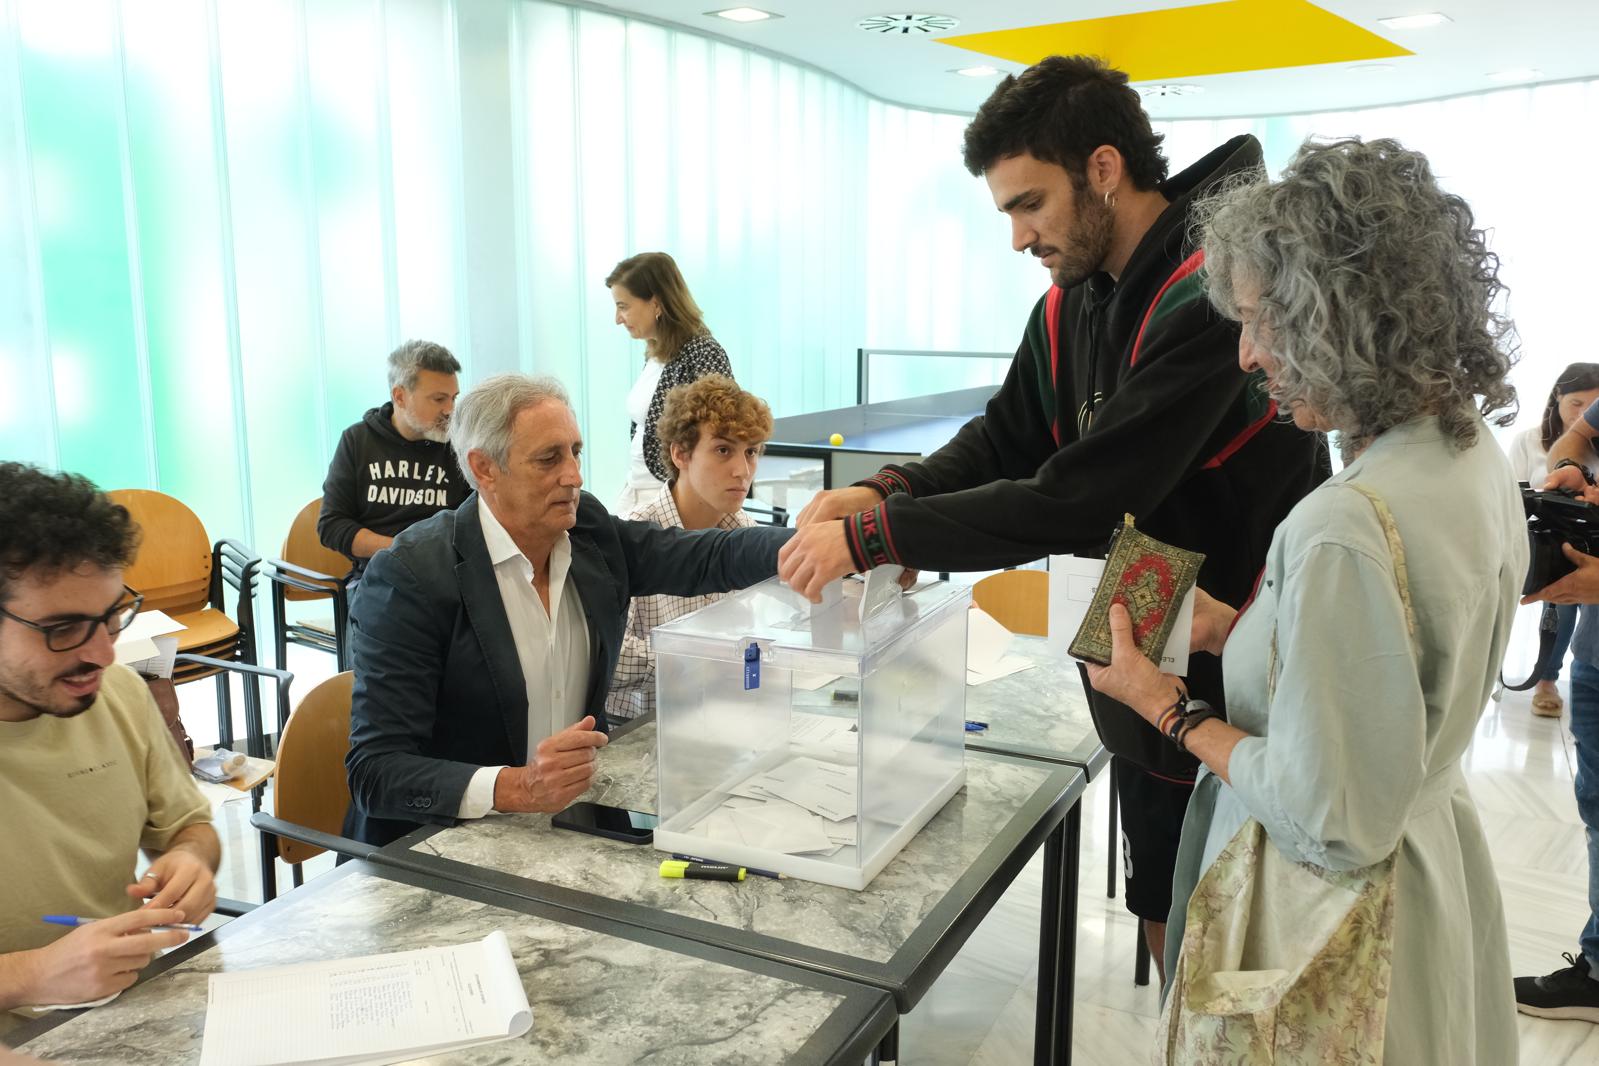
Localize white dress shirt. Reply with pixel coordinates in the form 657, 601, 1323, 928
458, 496, 591, 818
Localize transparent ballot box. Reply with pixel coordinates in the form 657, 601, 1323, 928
653, 575, 969, 890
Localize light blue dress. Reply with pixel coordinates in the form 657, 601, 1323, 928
1167, 415, 1524, 1064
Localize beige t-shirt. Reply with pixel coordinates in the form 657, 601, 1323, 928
0, 664, 212, 956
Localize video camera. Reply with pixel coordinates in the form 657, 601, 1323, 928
1522, 484, 1599, 597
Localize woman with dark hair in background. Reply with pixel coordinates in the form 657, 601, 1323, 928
607, 252, 733, 514
1507, 363, 1599, 715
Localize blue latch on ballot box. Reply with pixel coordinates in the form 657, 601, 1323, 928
743, 639, 761, 690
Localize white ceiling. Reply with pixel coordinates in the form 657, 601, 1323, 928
583, 0, 1599, 118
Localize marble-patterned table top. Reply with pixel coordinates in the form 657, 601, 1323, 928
963, 637, 1106, 774
15, 864, 891, 1066
395, 721, 1076, 975
788, 635, 1104, 773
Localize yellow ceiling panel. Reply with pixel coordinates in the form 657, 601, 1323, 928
938, 0, 1411, 81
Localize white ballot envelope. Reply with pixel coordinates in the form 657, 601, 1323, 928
1048, 555, 1194, 675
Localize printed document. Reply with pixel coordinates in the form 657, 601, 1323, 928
197, 930, 531, 1066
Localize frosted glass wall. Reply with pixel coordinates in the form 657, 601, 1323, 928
3, 0, 1589, 563
0, 0, 1041, 557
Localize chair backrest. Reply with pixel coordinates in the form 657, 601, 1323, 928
272, 671, 354, 864
742, 500, 790, 527
972, 568, 1049, 637
279, 499, 353, 601
108, 489, 212, 615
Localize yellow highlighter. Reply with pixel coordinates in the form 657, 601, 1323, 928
659, 859, 746, 882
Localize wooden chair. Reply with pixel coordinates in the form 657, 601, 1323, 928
175, 653, 292, 903
971, 568, 1048, 636
109, 489, 262, 750
267, 499, 354, 671
971, 567, 1149, 983
250, 672, 361, 900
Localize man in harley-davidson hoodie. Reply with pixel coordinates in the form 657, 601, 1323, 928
318, 340, 468, 578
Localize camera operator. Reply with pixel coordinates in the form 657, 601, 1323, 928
1517, 403, 1599, 1023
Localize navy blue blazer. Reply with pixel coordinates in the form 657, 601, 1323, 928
343, 490, 793, 846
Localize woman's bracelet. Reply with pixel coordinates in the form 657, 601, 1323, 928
1155, 697, 1184, 739
1176, 708, 1225, 752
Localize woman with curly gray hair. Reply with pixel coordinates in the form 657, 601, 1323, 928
1086, 137, 1522, 1063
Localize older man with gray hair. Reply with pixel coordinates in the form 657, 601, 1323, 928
318, 339, 468, 577
343, 373, 793, 846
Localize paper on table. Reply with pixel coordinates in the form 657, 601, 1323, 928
127, 633, 180, 681
116, 609, 185, 678
38, 990, 121, 1011
966, 653, 1035, 687
197, 930, 531, 1066
1048, 555, 1194, 674
116, 609, 186, 646
966, 607, 1014, 673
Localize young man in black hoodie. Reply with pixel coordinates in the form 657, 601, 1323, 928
780, 55, 1328, 977
318, 340, 469, 578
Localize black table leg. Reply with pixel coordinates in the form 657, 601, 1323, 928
1106, 762, 1119, 899
1059, 803, 1081, 1065
1029, 824, 1068, 1061
871, 1022, 899, 1064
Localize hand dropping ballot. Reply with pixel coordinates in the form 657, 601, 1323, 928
1049, 555, 1195, 675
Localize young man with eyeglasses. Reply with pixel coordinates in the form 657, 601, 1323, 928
0, 463, 218, 1026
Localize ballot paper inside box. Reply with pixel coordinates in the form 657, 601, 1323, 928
652, 575, 969, 890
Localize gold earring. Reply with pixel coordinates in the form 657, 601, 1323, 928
1104, 189, 1117, 209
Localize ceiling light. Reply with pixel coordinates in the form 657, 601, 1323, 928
857, 14, 960, 35
707, 7, 780, 23
950, 65, 999, 78
1486, 67, 1543, 82
1377, 12, 1452, 29
1137, 84, 1204, 99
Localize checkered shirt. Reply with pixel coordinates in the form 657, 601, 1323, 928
605, 484, 754, 720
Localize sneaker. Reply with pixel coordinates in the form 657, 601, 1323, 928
1516, 953, 1599, 1022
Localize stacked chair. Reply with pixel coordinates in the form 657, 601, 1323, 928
266, 498, 354, 671
110, 488, 312, 903
108, 489, 263, 752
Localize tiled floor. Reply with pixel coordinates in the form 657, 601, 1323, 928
189, 613, 1599, 1064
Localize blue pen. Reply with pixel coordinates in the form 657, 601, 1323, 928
669, 854, 786, 880
964, 720, 989, 732
43, 915, 204, 933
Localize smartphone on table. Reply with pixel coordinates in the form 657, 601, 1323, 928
551, 801, 659, 844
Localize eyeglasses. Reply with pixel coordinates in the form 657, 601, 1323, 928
0, 586, 145, 652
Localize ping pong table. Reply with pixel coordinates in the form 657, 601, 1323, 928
755, 348, 1011, 509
